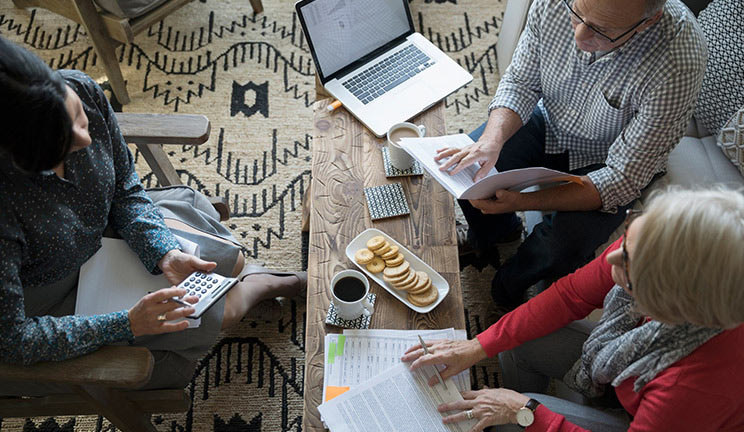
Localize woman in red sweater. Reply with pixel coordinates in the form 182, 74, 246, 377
402, 187, 744, 431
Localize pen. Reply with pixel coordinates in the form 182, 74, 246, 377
418, 334, 447, 389
327, 100, 342, 112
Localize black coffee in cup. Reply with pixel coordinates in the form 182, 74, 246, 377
333, 276, 366, 302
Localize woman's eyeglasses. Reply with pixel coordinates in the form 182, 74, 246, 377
562, 0, 648, 43
622, 209, 643, 291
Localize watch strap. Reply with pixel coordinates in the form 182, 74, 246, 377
525, 398, 541, 412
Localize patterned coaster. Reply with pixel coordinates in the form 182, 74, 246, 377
382, 147, 424, 177
325, 293, 377, 329
363, 183, 410, 220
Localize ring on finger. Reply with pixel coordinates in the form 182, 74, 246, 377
465, 409, 474, 420
157, 313, 168, 322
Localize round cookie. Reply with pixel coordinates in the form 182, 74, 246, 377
383, 261, 410, 279
366, 236, 386, 251
408, 287, 438, 307
391, 270, 416, 289
407, 271, 431, 294
354, 248, 375, 265
408, 277, 432, 295
380, 245, 399, 260
384, 253, 405, 267
383, 270, 409, 285
396, 272, 420, 291
366, 257, 385, 273
374, 243, 392, 256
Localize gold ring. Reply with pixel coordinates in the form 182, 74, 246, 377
157, 313, 168, 322
465, 409, 474, 420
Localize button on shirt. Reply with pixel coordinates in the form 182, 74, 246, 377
490, 0, 707, 211
0, 71, 181, 365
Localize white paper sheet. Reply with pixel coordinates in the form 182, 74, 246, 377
75, 236, 201, 327
322, 329, 470, 403
399, 135, 581, 200
318, 362, 477, 432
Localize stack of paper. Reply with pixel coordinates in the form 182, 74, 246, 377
319, 328, 475, 432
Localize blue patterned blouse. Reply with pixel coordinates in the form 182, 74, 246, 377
0, 71, 181, 365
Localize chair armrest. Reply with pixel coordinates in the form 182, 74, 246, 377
115, 113, 210, 145
0, 346, 154, 389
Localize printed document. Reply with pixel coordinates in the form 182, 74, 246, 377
399, 134, 582, 200
318, 362, 477, 432
322, 328, 469, 403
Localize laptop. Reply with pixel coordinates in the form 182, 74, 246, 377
295, 0, 473, 137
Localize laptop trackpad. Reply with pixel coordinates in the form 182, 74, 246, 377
396, 82, 434, 111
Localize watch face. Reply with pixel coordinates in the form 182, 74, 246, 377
516, 407, 535, 427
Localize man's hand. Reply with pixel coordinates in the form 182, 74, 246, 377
470, 189, 524, 214
158, 249, 217, 285
401, 339, 488, 385
128, 287, 198, 337
434, 138, 502, 183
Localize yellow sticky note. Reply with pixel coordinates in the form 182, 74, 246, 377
325, 386, 351, 401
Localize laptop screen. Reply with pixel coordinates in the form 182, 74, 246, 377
298, 0, 412, 79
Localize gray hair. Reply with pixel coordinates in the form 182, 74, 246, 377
632, 187, 744, 329
644, 0, 667, 17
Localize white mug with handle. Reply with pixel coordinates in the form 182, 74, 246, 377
330, 270, 374, 320
386, 122, 426, 170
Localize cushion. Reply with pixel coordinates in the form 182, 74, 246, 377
94, 0, 169, 19
693, 0, 744, 136
717, 107, 744, 177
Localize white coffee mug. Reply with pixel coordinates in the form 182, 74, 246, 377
330, 270, 374, 320
386, 122, 426, 170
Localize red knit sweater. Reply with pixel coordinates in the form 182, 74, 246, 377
476, 238, 744, 431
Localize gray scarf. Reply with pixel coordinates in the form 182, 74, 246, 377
564, 285, 722, 398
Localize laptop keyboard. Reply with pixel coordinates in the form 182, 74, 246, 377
341, 45, 433, 105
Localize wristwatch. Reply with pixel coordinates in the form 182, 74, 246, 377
516, 398, 541, 428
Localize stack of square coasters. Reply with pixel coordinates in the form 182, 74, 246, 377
325, 293, 377, 329
381, 147, 424, 177
363, 183, 410, 220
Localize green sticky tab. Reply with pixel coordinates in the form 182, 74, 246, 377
328, 342, 336, 364
337, 335, 346, 356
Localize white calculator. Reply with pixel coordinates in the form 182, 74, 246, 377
179, 271, 239, 319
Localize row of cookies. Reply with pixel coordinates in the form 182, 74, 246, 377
381, 261, 438, 306
354, 235, 438, 307
353, 235, 405, 273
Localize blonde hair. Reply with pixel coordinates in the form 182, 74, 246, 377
631, 187, 744, 329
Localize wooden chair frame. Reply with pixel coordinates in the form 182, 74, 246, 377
0, 112, 224, 431
12, 0, 264, 104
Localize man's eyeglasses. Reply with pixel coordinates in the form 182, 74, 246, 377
562, 0, 648, 43
622, 209, 643, 291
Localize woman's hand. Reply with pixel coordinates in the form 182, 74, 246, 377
158, 249, 217, 285
434, 137, 502, 183
128, 287, 199, 337
401, 339, 488, 385
438, 388, 530, 432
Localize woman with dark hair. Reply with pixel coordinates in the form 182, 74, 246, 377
0, 36, 304, 393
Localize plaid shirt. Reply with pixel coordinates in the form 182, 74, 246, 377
490, 0, 707, 211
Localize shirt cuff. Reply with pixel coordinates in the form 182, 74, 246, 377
96, 310, 135, 343
488, 84, 539, 124
586, 167, 638, 213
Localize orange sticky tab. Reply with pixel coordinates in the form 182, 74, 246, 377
325, 386, 351, 401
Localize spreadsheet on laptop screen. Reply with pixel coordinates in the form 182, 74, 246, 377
301, 0, 410, 78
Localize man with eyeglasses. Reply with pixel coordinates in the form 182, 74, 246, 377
438, 0, 706, 309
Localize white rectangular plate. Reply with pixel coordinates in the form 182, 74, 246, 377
345, 228, 450, 313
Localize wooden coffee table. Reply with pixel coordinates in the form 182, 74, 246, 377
302, 100, 465, 432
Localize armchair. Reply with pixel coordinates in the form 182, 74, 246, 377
11, 0, 264, 104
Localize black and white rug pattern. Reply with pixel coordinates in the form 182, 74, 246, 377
0, 1, 506, 430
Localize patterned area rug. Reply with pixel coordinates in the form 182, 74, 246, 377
0, 0, 506, 430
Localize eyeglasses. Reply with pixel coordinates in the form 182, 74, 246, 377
622, 208, 643, 291
562, 0, 648, 43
